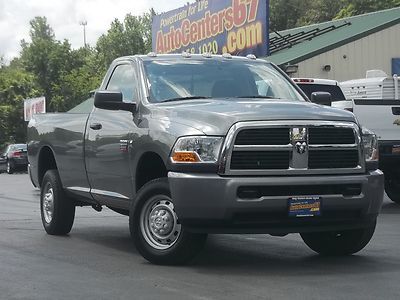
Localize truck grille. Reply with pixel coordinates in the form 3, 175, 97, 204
231, 151, 290, 170
308, 150, 359, 169
235, 128, 290, 145
223, 121, 363, 175
309, 127, 355, 144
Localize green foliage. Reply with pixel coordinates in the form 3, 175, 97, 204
336, 0, 400, 18
0, 66, 41, 148
1, 11, 154, 146
96, 10, 154, 69
270, 0, 400, 31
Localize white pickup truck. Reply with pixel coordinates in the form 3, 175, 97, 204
295, 77, 400, 204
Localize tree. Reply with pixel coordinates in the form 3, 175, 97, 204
269, 0, 309, 31
0, 66, 41, 148
96, 10, 155, 69
269, 0, 400, 31
51, 47, 103, 111
20, 17, 93, 111
336, 0, 400, 18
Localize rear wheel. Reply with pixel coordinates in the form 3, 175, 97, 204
6, 160, 14, 174
301, 220, 376, 256
40, 169, 75, 235
130, 178, 207, 265
385, 178, 400, 204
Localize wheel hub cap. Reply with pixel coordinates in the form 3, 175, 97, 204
42, 186, 54, 224
150, 208, 174, 236
140, 197, 182, 250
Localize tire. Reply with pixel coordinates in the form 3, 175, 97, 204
385, 178, 400, 204
300, 220, 376, 256
40, 169, 75, 235
130, 178, 207, 265
6, 160, 14, 174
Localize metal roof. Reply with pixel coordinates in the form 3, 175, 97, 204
266, 7, 400, 66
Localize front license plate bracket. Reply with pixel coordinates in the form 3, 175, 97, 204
288, 196, 321, 217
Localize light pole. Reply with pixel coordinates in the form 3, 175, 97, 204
79, 20, 88, 48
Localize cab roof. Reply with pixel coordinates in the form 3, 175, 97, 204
114, 53, 268, 63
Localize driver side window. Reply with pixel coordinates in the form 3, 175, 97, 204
106, 64, 137, 102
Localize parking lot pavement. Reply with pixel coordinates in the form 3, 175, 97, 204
0, 173, 400, 300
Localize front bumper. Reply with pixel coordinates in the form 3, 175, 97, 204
168, 170, 384, 234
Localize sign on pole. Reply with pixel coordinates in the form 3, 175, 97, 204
24, 97, 46, 122
152, 0, 269, 57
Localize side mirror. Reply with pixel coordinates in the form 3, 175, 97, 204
94, 91, 136, 112
311, 92, 332, 106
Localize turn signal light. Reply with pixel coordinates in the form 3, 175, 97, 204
171, 152, 200, 163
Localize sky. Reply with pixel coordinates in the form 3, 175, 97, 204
0, 0, 188, 61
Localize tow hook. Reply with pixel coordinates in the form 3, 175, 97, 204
92, 204, 102, 212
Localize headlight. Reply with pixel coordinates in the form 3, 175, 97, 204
362, 127, 378, 162
171, 136, 223, 163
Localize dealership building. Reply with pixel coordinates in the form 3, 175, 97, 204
267, 7, 400, 81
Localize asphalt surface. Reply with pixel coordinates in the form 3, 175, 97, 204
0, 173, 399, 300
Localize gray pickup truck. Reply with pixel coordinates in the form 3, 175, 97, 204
28, 54, 384, 265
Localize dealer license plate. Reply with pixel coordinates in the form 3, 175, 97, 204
288, 196, 321, 217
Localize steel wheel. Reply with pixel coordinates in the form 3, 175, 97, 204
40, 169, 75, 235
42, 183, 54, 224
130, 178, 207, 265
140, 195, 182, 250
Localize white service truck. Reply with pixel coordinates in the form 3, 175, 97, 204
341, 70, 399, 100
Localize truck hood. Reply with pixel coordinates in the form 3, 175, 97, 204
151, 99, 358, 135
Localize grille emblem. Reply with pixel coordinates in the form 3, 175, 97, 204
291, 127, 308, 165
291, 127, 307, 141
295, 141, 307, 154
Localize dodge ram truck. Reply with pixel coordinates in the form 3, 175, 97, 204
28, 54, 384, 265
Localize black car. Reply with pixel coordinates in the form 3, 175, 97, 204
0, 144, 28, 174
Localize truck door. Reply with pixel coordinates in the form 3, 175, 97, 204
85, 62, 137, 209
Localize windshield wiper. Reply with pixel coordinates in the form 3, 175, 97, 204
234, 96, 280, 99
161, 96, 211, 103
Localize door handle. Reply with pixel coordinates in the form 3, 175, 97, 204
90, 123, 102, 130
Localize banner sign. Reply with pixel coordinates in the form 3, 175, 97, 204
152, 0, 269, 57
24, 97, 46, 121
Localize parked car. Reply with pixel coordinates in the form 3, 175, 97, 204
0, 144, 28, 174
28, 54, 384, 265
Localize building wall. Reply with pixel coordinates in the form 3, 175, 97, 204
292, 23, 400, 82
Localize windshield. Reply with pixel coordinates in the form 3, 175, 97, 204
143, 59, 305, 103
297, 84, 346, 101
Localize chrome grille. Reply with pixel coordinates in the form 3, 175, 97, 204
221, 121, 363, 175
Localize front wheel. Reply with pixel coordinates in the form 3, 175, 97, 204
130, 178, 207, 265
300, 220, 376, 256
385, 178, 400, 204
40, 169, 75, 235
